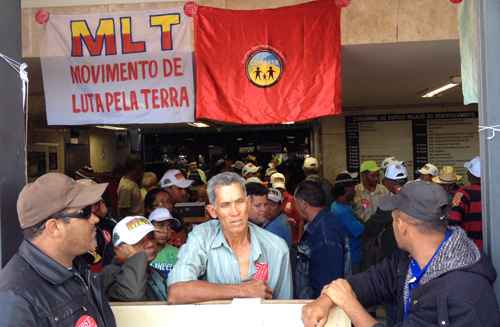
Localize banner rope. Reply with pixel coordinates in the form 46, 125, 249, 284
0, 52, 29, 182
479, 125, 500, 140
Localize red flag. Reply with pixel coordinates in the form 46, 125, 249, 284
194, 0, 342, 124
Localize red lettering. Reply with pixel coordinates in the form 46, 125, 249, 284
179, 87, 189, 107
71, 19, 117, 57
120, 17, 146, 54
127, 62, 138, 81
169, 87, 179, 107
105, 93, 114, 111
95, 94, 105, 112
72, 94, 80, 112
173, 57, 183, 76
113, 92, 122, 111
70, 66, 82, 84
163, 59, 173, 77
130, 91, 139, 110
151, 89, 160, 109
160, 88, 169, 108
141, 89, 151, 108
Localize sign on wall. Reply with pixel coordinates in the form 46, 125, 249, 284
40, 9, 194, 125
346, 112, 479, 178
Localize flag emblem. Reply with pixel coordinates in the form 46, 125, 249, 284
246, 49, 283, 88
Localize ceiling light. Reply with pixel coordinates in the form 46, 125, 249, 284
95, 125, 127, 131
421, 76, 461, 98
188, 122, 210, 128
282, 121, 295, 125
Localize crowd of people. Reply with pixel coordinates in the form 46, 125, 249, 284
0, 152, 499, 326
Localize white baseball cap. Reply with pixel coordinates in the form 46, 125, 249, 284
303, 156, 319, 169
112, 216, 155, 246
267, 188, 283, 203
242, 163, 261, 177
464, 156, 481, 178
160, 169, 193, 189
384, 163, 408, 180
148, 207, 180, 225
418, 163, 439, 177
270, 172, 286, 190
381, 157, 403, 169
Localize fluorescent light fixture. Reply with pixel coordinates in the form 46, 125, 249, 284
421, 77, 461, 98
95, 125, 127, 131
188, 122, 210, 128
282, 121, 295, 125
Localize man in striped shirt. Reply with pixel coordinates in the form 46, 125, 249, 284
449, 157, 482, 249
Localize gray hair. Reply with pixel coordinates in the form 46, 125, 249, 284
207, 172, 246, 205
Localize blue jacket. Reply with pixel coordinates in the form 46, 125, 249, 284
295, 207, 347, 299
331, 202, 364, 265
264, 213, 292, 247
349, 228, 500, 326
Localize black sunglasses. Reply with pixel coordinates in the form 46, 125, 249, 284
53, 205, 93, 220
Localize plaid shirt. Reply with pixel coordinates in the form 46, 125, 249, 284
448, 183, 482, 249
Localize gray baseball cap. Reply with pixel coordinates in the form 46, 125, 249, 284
379, 181, 448, 222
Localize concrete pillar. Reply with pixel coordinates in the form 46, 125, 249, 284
0, 0, 25, 265
477, 0, 500, 302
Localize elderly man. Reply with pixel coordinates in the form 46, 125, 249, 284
167, 172, 292, 304
0, 173, 116, 326
302, 181, 500, 327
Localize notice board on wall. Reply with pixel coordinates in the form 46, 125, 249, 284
345, 112, 479, 178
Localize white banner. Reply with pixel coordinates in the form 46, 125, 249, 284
41, 8, 194, 125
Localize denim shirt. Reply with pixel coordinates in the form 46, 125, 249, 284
295, 208, 348, 299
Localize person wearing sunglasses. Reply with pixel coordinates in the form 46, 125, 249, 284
0, 172, 116, 327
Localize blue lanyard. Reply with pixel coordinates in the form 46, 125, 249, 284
403, 229, 452, 319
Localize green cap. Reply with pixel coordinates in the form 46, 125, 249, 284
360, 160, 381, 173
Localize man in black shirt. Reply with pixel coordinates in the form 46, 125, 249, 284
0, 173, 116, 327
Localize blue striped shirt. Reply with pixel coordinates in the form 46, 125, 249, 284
167, 220, 293, 299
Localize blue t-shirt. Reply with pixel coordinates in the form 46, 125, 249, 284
264, 213, 292, 247
331, 202, 364, 265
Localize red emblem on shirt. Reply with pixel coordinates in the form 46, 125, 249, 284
75, 315, 97, 327
254, 262, 269, 282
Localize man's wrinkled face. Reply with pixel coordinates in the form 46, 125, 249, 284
207, 183, 249, 235
248, 195, 268, 225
